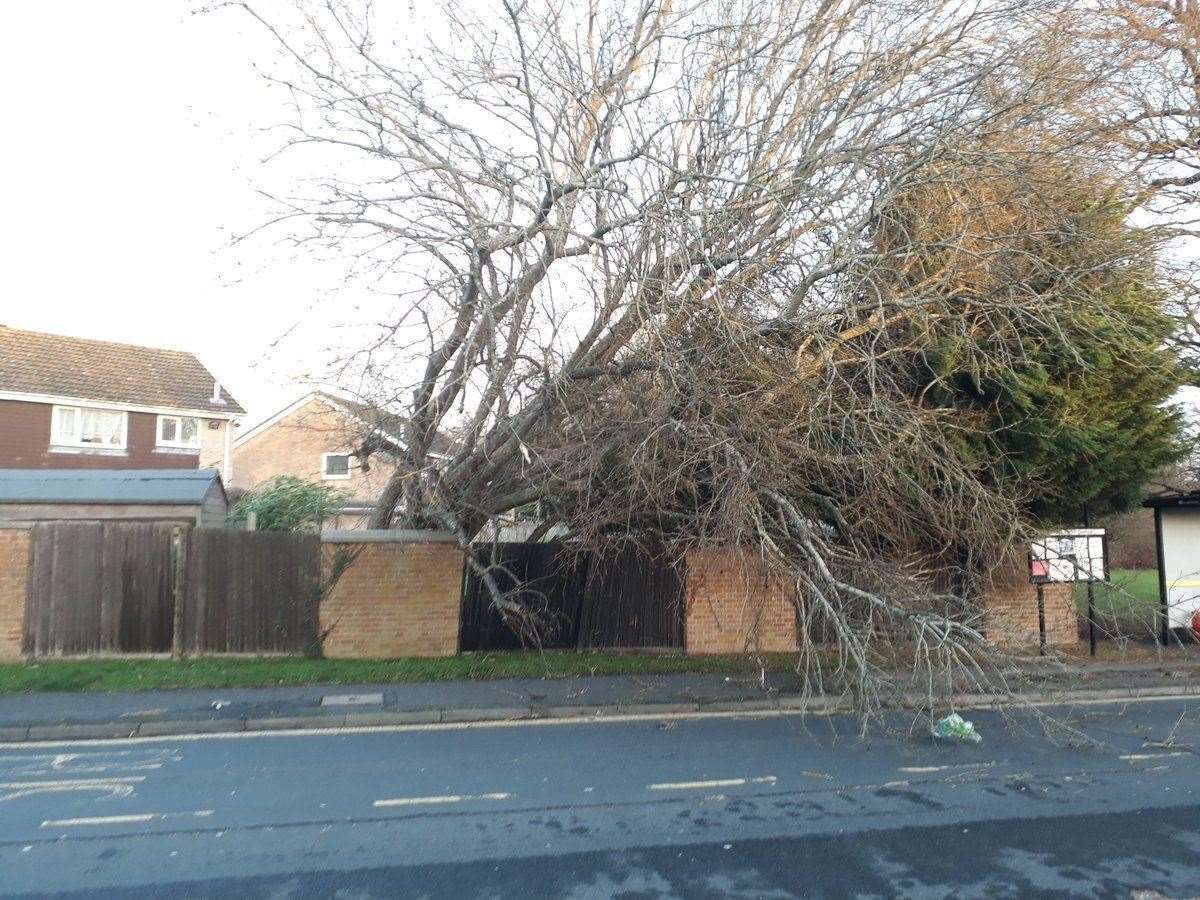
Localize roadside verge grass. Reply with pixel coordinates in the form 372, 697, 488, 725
1075, 568, 1161, 638
0, 652, 802, 694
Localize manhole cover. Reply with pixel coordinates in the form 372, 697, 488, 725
321, 693, 384, 706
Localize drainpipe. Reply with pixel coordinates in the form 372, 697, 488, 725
222, 420, 233, 486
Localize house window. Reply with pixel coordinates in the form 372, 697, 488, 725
322, 452, 352, 480
157, 415, 201, 449
51, 405, 127, 449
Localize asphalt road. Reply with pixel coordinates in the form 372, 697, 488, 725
0, 698, 1197, 898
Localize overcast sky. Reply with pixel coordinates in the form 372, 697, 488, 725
0, 2, 349, 425
1, 2, 1196, 429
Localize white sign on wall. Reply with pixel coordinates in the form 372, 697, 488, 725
1029, 529, 1108, 584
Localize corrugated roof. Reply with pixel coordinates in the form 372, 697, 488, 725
0, 325, 245, 415
0, 469, 223, 505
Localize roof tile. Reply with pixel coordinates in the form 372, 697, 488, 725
0, 325, 244, 415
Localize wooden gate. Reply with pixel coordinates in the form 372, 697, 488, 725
459, 542, 685, 651
22, 523, 320, 657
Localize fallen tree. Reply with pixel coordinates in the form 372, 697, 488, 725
220, 0, 1192, 714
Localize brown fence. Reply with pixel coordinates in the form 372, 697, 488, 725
22, 522, 319, 657
182, 529, 320, 654
459, 541, 685, 651
24, 523, 176, 656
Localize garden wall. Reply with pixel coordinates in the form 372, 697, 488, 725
683, 549, 799, 654
320, 531, 464, 658
0, 526, 29, 662
982, 551, 1078, 648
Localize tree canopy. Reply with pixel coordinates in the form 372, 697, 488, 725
878, 159, 1191, 524
229, 476, 350, 533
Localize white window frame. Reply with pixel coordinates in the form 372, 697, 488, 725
156, 414, 201, 450
321, 452, 353, 480
50, 404, 128, 450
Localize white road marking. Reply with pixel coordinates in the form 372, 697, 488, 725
373, 792, 511, 807
899, 762, 997, 774
0, 776, 145, 802
0, 749, 181, 777
1, 691, 1197, 749
40, 810, 213, 828
649, 776, 776, 791
1119, 752, 1189, 761
42, 814, 155, 827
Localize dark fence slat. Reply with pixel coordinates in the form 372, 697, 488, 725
461, 541, 684, 652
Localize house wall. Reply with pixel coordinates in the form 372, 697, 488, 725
683, 550, 799, 655
231, 398, 398, 502
0, 527, 29, 662
198, 420, 231, 474
319, 532, 463, 658
0, 399, 228, 472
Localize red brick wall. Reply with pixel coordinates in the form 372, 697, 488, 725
983, 552, 1078, 648
0, 528, 29, 661
320, 536, 463, 658
0, 399, 208, 470
684, 549, 799, 654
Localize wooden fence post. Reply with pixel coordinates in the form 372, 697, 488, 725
171, 526, 188, 659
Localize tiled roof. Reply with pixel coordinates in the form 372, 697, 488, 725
326, 393, 459, 457
0, 325, 244, 415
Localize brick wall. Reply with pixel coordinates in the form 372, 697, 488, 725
684, 549, 799, 654
982, 551, 1078, 648
0, 528, 29, 662
319, 533, 463, 658
232, 397, 397, 503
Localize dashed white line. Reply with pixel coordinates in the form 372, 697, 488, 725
42, 814, 155, 827
899, 762, 997, 774
373, 792, 512, 807
649, 776, 777, 791
1119, 752, 1189, 761
41, 810, 213, 828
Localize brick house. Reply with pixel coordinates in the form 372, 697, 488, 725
0, 325, 244, 480
231, 392, 453, 528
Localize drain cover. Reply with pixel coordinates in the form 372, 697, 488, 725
321, 693, 384, 706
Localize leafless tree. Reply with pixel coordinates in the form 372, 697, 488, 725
1067, 0, 1200, 376
216, 0, 1187, 713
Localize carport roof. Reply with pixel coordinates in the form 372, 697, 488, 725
1142, 489, 1200, 509
0, 469, 224, 505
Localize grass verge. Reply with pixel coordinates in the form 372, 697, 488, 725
0, 652, 801, 694
1076, 568, 1161, 638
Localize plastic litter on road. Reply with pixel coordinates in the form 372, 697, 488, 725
932, 713, 982, 743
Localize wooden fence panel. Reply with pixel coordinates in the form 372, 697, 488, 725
576, 544, 684, 649
24, 522, 176, 656
182, 529, 320, 655
23, 524, 319, 657
459, 541, 685, 651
